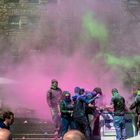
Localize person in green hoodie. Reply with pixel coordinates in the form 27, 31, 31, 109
60, 91, 76, 138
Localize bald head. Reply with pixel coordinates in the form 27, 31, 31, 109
0, 129, 11, 140
63, 130, 86, 140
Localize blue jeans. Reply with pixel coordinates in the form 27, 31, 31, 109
61, 116, 76, 138
114, 116, 126, 140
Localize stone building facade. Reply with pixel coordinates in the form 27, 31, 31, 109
0, 0, 48, 36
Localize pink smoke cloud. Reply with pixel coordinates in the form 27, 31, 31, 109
0, 0, 135, 121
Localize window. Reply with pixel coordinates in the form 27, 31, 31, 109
4, 0, 19, 3
28, 0, 39, 3
8, 16, 20, 28
47, 0, 58, 3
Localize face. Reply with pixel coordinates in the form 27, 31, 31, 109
7, 115, 14, 125
65, 93, 70, 100
51, 81, 58, 89
80, 89, 85, 95
112, 91, 118, 97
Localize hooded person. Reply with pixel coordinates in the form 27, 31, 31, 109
60, 91, 76, 138
46, 79, 62, 138
72, 87, 81, 102
72, 87, 100, 140
84, 91, 101, 134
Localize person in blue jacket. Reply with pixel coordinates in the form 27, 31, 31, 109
72, 87, 100, 140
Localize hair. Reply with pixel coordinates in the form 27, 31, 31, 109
3, 111, 14, 120
63, 130, 86, 140
111, 88, 118, 93
93, 87, 102, 95
51, 79, 58, 84
79, 88, 85, 95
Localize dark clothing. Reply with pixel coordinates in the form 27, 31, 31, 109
74, 116, 91, 140
72, 94, 98, 140
0, 119, 12, 140
60, 99, 76, 138
61, 117, 76, 137
130, 94, 140, 115
73, 94, 98, 118
111, 95, 126, 140
0, 121, 10, 130
85, 91, 99, 116
130, 94, 140, 133
60, 100, 73, 118
111, 95, 125, 116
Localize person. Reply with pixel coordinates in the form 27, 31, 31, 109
106, 88, 126, 140
129, 88, 140, 134
63, 130, 86, 140
85, 87, 102, 133
79, 88, 85, 95
46, 79, 62, 137
72, 87, 100, 140
60, 91, 76, 138
0, 111, 14, 130
0, 128, 12, 140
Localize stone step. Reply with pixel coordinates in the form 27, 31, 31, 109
13, 134, 55, 138
13, 138, 60, 140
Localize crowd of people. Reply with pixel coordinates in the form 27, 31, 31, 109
0, 78, 140, 140
47, 79, 140, 140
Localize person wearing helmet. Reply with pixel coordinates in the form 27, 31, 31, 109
60, 91, 76, 138
46, 79, 62, 138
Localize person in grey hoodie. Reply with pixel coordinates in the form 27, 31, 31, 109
46, 79, 62, 138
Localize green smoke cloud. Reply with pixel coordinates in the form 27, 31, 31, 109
82, 11, 108, 50
106, 54, 140, 70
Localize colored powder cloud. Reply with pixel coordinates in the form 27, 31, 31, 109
82, 11, 108, 49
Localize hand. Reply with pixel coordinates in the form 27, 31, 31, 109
68, 110, 73, 113
88, 103, 94, 107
